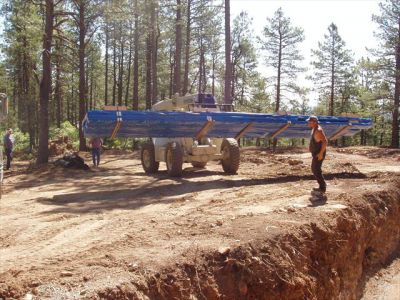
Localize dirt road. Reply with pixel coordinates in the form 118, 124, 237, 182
0, 146, 399, 299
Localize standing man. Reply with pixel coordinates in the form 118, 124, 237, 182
307, 116, 328, 193
3, 128, 14, 170
89, 136, 103, 167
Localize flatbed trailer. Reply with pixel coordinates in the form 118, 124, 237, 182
83, 109, 372, 177
83, 110, 372, 140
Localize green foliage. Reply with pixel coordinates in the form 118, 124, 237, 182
231, 11, 258, 106
371, 0, 400, 148
102, 137, 146, 150
9, 128, 29, 152
49, 121, 79, 148
236, 75, 273, 113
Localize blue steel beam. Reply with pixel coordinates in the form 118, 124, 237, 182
83, 110, 373, 139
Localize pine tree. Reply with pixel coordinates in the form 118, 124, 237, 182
372, 0, 400, 148
37, 0, 56, 164
260, 8, 305, 113
310, 23, 353, 116
231, 11, 257, 106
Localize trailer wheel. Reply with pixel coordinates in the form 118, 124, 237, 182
165, 142, 183, 177
191, 161, 207, 168
141, 141, 159, 173
221, 138, 240, 174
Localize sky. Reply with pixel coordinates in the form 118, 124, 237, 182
230, 0, 382, 106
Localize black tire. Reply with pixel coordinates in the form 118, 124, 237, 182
165, 142, 183, 177
141, 141, 159, 173
191, 161, 207, 168
221, 138, 240, 174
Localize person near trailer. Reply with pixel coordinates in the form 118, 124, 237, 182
307, 116, 328, 193
3, 128, 14, 170
89, 137, 103, 167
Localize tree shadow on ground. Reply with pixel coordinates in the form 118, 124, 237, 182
35, 172, 367, 215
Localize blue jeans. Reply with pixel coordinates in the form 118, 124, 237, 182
92, 148, 100, 166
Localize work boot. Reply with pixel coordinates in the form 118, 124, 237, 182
312, 187, 326, 194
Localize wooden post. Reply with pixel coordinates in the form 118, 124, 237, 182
195, 118, 215, 140
235, 123, 254, 140
268, 121, 291, 139
329, 123, 352, 141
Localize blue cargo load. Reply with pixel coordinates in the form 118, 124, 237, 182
82, 110, 373, 140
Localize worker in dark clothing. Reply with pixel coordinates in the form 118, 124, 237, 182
307, 116, 328, 193
3, 128, 14, 170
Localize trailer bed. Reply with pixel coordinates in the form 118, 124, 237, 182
83, 110, 372, 140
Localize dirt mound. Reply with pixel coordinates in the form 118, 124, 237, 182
336, 146, 400, 159
49, 136, 74, 156
54, 153, 90, 170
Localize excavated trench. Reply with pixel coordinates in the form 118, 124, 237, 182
97, 177, 400, 300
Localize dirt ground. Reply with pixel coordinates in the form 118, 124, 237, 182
0, 146, 399, 299
362, 258, 400, 300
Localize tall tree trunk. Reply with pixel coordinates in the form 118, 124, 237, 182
275, 38, 282, 112
330, 58, 335, 116
272, 38, 282, 151
78, 1, 87, 151
112, 24, 117, 106
198, 42, 203, 94
104, 25, 109, 105
22, 37, 35, 151
132, 0, 139, 110
37, 0, 54, 164
231, 63, 236, 102
28, 101, 35, 152
145, 35, 152, 109
90, 60, 94, 110
202, 46, 206, 92
55, 40, 62, 128
391, 19, 400, 148
85, 57, 89, 113
118, 26, 124, 106
173, 0, 182, 95
169, 47, 174, 99
211, 55, 215, 96
67, 75, 71, 123
224, 0, 232, 104
183, 0, 191, 95
151, 11, 159, 103
125, 35, 132, 107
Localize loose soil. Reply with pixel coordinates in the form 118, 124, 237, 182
0, 147, 399, 299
